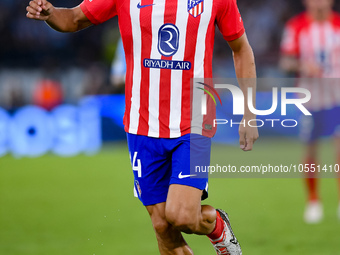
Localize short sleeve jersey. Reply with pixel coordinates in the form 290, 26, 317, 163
80, 0, 245, 138
281, 12, 340, 78
281, 12, 340, 110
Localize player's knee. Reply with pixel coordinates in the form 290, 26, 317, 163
165, 209, 197, 233
151, 216, 171, 236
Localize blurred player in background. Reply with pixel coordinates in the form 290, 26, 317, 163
110, 37, 126, 94
26, 0, 258, 254
280, 0, 340, 223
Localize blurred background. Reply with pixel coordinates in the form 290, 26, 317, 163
0, 0, 323, 153
1, 1, 340, 255
0, 0, 326, 108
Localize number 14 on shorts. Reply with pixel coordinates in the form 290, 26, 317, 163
130, 151, 142, 177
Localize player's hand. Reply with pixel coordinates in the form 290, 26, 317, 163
239, 118, 259, 151
300, 61, 323, 77
26, 0, 53, 21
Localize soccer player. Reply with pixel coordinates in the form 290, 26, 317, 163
280, 0, 340, 223
26, 0, 258, 254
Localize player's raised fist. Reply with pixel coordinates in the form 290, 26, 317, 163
26, 0, 53, 21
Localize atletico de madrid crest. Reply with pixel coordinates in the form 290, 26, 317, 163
188, 0, 204, 18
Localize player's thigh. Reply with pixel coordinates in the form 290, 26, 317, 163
300, 113, 320, 145
169, 134, 210, 198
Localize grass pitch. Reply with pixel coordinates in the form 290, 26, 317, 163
0, 139, 339, 255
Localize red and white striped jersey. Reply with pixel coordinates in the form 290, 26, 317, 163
281, 12, 340, 110
80, 0, 244, 138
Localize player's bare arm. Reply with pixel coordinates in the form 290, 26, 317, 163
26, 0, 92, 32
228, 33, 259, 151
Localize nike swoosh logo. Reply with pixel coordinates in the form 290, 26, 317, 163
137, 2, 154, 9
178, 172, 197, 179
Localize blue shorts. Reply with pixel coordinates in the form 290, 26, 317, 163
127, 133, 211, 206
300, 106, 340, 143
